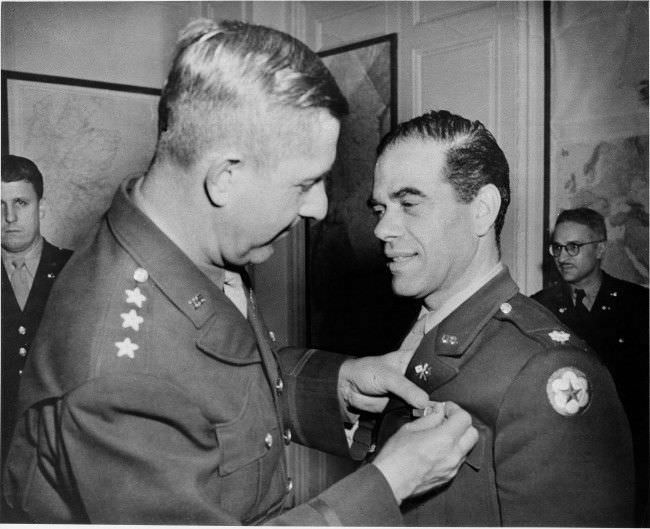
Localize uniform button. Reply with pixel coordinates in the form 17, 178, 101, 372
18, 369, 23, 376
618, 338, 624, 344
264, 432, 273, 449
133, 267, 149, 283
286, 478, 293, 493
18, 326, 26, 335
275, 377, 284, 394
18, 347, 27, 357
283, 428, 292, 445
269, 331, 276, 342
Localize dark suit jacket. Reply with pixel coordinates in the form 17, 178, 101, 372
1, 240, 72, 465
532, 273, 649, 523
376, 270, 634, 526
2, 182, 400, 525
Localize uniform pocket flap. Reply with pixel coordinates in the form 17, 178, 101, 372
197, 315, 261, 365
214, 380, 275, 475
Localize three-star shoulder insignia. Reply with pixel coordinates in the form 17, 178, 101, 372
125, 287, 147, 308
115, 337, 139, 359
546, 367, 590, 416
121, 309, 144, 331
548, 330, 570, 344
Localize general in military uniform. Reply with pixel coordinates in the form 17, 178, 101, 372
533, 207, 649, 524
1, 155, 72, 467
2, 20, 477, 524
369, 110, 634, 526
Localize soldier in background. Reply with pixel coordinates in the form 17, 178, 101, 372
533, 207, 649, 524
1, 155, 73, 467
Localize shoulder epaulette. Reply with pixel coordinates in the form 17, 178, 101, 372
494, 293, 590, 352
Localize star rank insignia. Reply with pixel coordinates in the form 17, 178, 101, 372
115, 337, 139, 359
414, 363, 432, 381
125, 287, 147, 308
548, 330, 570, 344
546, 367, 590, 416
121, 309, 144, 331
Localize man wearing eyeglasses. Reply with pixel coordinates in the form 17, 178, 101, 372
532, 207, 648, 525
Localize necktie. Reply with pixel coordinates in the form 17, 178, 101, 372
574, 289, 589, 315
223, 271, 248, 318
398, 312, 429, 355
10, 258, 31, 310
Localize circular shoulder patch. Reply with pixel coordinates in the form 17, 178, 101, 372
546, 367, 590, 416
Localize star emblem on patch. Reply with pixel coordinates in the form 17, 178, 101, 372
115, 337, 139, 359
546, 367, 590, 416
548, 330, 570, 344
414, 363, 432, 381
125, 287, 147, 308
121, 309, 144, 331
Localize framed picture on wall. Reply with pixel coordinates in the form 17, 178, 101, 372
544, 4, 649, 288
307, 34, 420, 355
1, 70, 160, 250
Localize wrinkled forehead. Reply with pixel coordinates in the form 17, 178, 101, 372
553, 220, 596, 242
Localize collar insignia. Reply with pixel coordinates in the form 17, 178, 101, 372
414, 363, 432, 381
189, 293, 206, 309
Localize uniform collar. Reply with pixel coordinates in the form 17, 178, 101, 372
107, 179, 224, 328
2, 235, 43, 278
421, 262, 505, 334
423, 267, 520, 358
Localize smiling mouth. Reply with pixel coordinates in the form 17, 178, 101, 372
385, 252, 418, 268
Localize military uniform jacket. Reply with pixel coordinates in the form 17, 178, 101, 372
376, 269, 635, 526
1, 240, 72, 464
531, 272, 649, 423
532, 273, 649, 523
2, 183, 401, 525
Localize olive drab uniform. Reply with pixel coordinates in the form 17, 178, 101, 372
1, 240, 72, 466
2, 181, 400, 525
375, 270, 635, 526
533, 273, 649, 523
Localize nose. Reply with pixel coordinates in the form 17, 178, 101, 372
374, 209, 400, 242
3, 203, 16, 224
299, 181, 328, 221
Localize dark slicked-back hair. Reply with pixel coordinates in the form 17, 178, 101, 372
555, 207, 607, 240
156, 18, 348, 167
377, 109, 510, 246
1, 155, 44, 199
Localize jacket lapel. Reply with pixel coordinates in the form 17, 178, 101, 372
405, 269, 520, 394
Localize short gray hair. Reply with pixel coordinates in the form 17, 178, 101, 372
155, 19, 347, 167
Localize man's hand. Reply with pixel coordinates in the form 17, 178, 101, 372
372, 402, 478, 503
338, 351, 428, 416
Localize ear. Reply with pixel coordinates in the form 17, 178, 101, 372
38, 198, 46, 220
204, 158, 241, 207
595, 240, 607, 259
471, 184, 501, 238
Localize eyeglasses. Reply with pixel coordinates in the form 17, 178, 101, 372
548, 240, 606, 258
